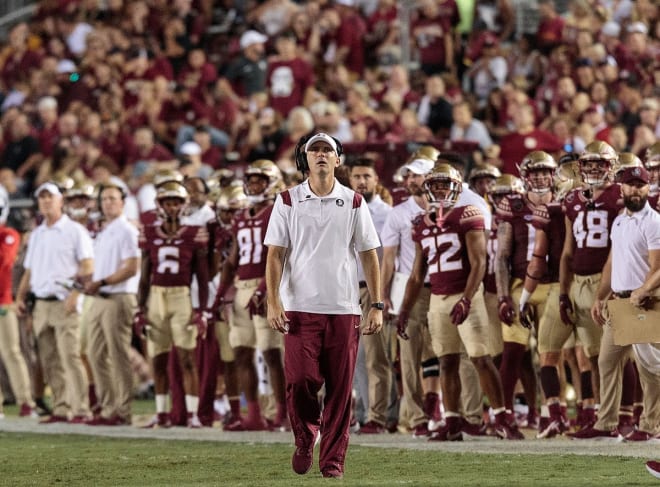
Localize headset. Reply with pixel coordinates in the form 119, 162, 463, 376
294, 133, 344, 174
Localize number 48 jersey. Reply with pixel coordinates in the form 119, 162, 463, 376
139, 224, 209, 287
232, 204, 274, 280
561, 184, 622, 276
412, 205, 485, 295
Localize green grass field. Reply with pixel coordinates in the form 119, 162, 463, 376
0, 432, 657, 487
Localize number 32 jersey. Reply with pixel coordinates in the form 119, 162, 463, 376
561, 184, 622, 276
412, 205, 485, 295
139, 224, 208, 287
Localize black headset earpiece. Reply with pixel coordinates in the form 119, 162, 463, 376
295, 133, 344, 174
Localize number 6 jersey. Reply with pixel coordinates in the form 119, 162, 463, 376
561, 184, 622, 276
412, 205, 485, 295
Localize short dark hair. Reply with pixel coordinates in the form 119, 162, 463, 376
345, 157, 376, 170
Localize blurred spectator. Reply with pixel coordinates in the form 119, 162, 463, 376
412, 0, 454, 76
246, 106, 285, 162
609, 124, 630, 153
34, 96, 60, 158
464, 32, 507, 109
0, 23, 43, 91
450, 100, 493, 150
310, 101, 353, 143
177, 48, 218, 101
192, 126, 222, 169
1, 111, 40, 192
499, 102, 562, 175
582, 104, 611, 144
125, 126, 174, 168
290, 8, 321, 63
536, 0, 565, 55
247, 0, 299, 37
545, 115, 586, 154
266, 30, 315, 118
396, 108, 434, 142
507, 34, 544, 96
331, 2, 367, 78
417, 75, 453, 137
638, 98, 659, 138
275, 105, 315, 163
364, 0, 399, 67
221, 29, 268, 101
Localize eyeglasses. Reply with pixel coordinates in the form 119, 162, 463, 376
307, 146, 335, 154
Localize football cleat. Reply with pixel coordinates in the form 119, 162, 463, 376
412, 422, 431, 438
142, 412, 171, 429
357, 420, 385, 434
19, 403, 39, 418
567, 426, 618, 440
39, 415, 69, 424
646, 461, 660, 479
623, 429, 654, 442
536, 420, 565, 439
461, 419, 491, 440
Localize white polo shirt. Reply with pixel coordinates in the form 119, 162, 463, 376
357, 194, 391, 282
24, 214, 94, 300
264, 179, 380, 315
93, 214, 141, 294
610, 202, 660, 293
182, 204, 215, 226
380, 196, 426, 276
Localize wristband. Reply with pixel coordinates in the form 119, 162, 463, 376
101, 279, 108, 287
519, 288, 531, 311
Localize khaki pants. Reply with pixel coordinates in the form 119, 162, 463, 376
359, 287, 393, 425
397, 286, 432, 429
0, 306, 34, 408
33, 300, 89, 417
634, 343, 660, 435
230, 278, 282, 351
86, 294, 136, 421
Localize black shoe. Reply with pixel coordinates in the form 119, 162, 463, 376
35, 398, 53, 417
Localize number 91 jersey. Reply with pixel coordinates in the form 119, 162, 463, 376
139, 224, 209, 286
561, 184, 622, 276
232, 205, 274, 280
412, 205, 485, 295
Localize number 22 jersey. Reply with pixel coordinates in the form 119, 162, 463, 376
412, 205, 485, 295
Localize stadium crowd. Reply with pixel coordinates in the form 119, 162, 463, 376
0, 0, 659, 473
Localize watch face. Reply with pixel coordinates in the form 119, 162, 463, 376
371, 302, 384, 310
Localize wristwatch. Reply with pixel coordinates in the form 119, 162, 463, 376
370, 302, 385, 310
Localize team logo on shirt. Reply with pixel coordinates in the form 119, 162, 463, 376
336, 199, 344, 207
4, 235, 14, 245
154, 239, 163, 245
565, 193, 574, 203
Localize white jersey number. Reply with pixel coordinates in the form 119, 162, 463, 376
237, 227, 264, 266
423, 233, 462, 274
573, 210, 609, 249
157, 246, 180, 274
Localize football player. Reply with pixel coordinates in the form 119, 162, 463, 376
558, 141, 627, 439
135, 181, 210, 428
644, 142, 660, 209
495, 151, 557, 436
399, 161, 518, 440
214, 159, 287, 431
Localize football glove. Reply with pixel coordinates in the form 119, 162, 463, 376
559, 293, 575, 326
519, 303, 536, 329
450, 297, 471, 325
498, 296, 516, 325
133, 309, 149, 338
246, 289, 266, 318
397, 310, 410, 340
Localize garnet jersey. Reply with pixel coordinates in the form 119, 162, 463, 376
562, 184, 622, 276
0, 226, 19, 305
214, 223, 233, 267
496, 193, 537, 281
232, 204, 274, 280
412, 205, 485, 295
139, 223, 208, 287
484, 213, 499, 294
531, 202, 565, 283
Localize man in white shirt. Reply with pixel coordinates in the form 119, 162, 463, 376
265, 133, 382, 479
346, 158, 393, 434
16, 182, 94, 423
592, 166, 660, 442
83, 182, 140, 426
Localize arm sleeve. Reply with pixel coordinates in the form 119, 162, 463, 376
23, 231, 37, 270
353, 197, 381, 252
263, 194, 290, 248
380, 210, 401, 248
75, 226, 95, 261
120, 225, 141, 260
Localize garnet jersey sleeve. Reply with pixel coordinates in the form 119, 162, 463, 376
562, 184, 623, 275
531, 202, 564, 282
